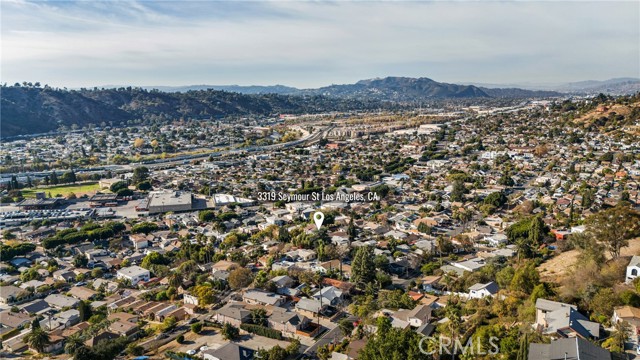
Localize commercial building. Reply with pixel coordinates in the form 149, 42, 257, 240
147, 191, 193, 214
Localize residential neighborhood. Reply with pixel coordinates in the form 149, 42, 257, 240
1, 91, 639, 360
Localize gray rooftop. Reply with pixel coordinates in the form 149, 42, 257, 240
528, 337, 611, 360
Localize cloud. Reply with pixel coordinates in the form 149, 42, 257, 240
1, 1, 638, 87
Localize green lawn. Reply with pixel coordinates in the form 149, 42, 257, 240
21, 182, 101, 198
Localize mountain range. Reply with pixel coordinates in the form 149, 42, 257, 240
135, 76, 562, 99
2, 76, 637, 137
135, 77, 639, 97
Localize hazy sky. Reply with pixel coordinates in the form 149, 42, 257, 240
2, 0, 639, 88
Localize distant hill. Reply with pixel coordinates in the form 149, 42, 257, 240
0, 86, 389, 137
142, 84, 300, 95
554, 78, 640, 95
142, 76, 560, 100
469, 77, 640, 95
300, 77, 493, 101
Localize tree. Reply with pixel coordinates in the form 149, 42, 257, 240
140, 252, 168, 269
604, 320, 632, 353
221, 323, 239, 340
61, 170, 77, 184
450, 179, 467, 202
126, 343, 145, 356
91, 268, 103, 279
65, 334, 84, 355
516, 333, 529, 360
132, 166, 150, 184
78, 300, 92, 321
25, 327, 50, 353
351, 246, 375, 289
137, 180, 152, 191
109, 181, 128, 193
228, 267, 253, 289
191, 322, 203, 334
131, 221, 159, 234
509, 261, 540, 294
484, 191, 507, 208
161, 316, 177, 332
198, 210, 216, 222
338, 318, 354, 337
251, 308, 268, 326
192, 284, 216, 305
358, 317, 424, 360
168, 271, 183, 289
585, 205, 640, 258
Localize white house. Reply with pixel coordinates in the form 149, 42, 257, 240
627, 256, 640, 283
117, 266, 150, 286
468, 281, 499, 299
183, 293, 199, 306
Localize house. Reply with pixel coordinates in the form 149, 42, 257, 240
53, 270, 76, 282
0, 310, 31, 330
67, 286, 98, 301
295, 298, 328, 318
534, 299, 601, 339
0, 286, 23, 304
268, 308, 311, 337
41, 334, 65, 354
468, 281, 499, 299
212, 303, 251, 327
108, 320, 139, 338
20, 299, 51, 315
612, 306, 640, 333
271, 275, 295, 289
242, 290, 286, 307
55, 309, 80, 328
44, 294, 79, 309
392, 304, 432, 328
421, 275, 442, 293
116, 265, 150, 286
285, 249, 317, 262
183, 293, 200, 306
130, 234, 150, 250
85, 331, 119, 347
627, 255, 640, 283
528, 337, 612, 360
452, 258, 486, 272
313, 286, 344, 306
202, 342, 255, 360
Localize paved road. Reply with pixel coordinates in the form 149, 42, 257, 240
304, 326, 342, 356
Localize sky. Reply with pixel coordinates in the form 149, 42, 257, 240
1, 0, 639, 88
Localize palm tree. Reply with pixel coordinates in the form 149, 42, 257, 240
25, 327, 50, 353
64, 333, 84, 355
168, 271, 183, 289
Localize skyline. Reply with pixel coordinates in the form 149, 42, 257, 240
1, 0, 639, 88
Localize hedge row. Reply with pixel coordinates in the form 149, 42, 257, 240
240, 324, 283, 340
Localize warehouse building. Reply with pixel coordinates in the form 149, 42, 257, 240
147, 190, 193, 214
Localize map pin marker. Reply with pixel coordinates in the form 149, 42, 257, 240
313, 212, 325, 230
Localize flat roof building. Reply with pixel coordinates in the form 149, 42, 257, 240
148, 191, 193, 214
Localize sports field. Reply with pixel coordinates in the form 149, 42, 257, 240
20, 182, 101, 198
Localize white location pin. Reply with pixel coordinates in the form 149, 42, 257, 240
313, 212, 325, 230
